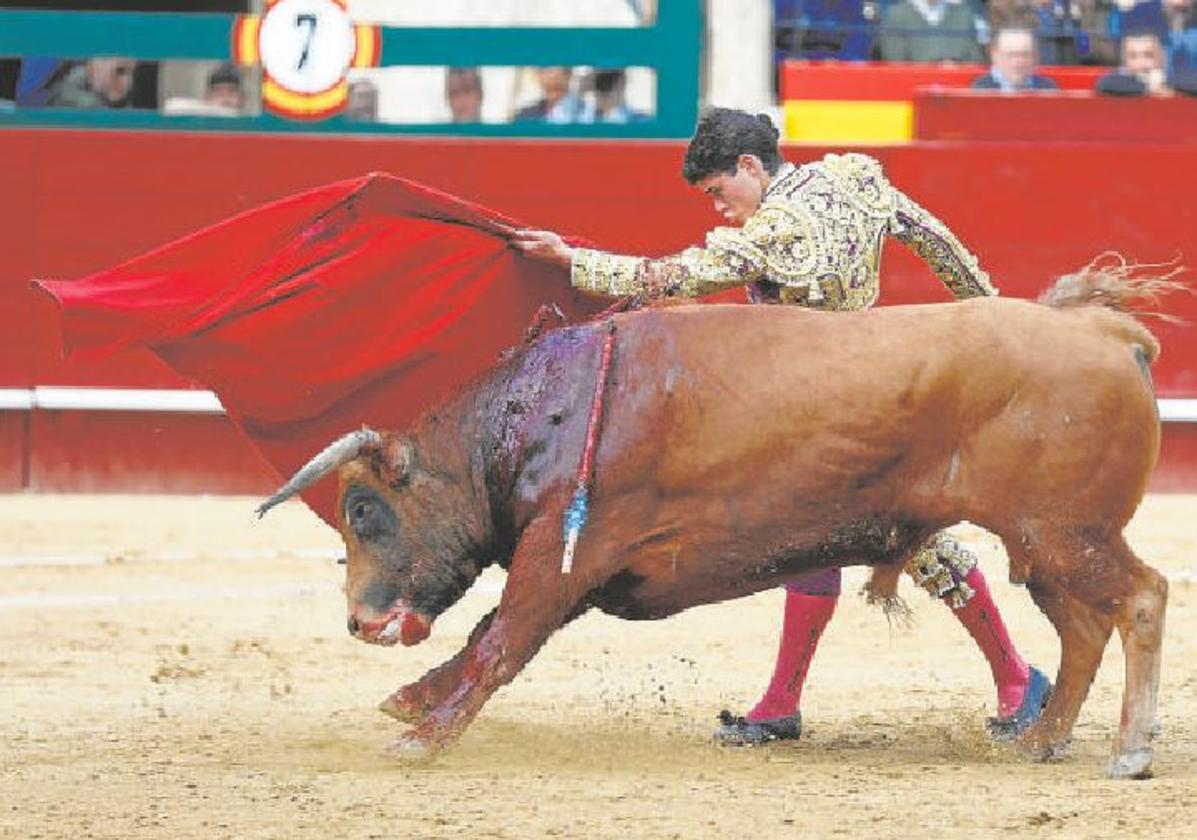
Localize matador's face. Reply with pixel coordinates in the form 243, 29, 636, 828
694, 154, 770, 226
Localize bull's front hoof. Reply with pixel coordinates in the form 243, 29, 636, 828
1108, 748, 1154, 780
378, 691, 426, 725
385, 733, 439, 763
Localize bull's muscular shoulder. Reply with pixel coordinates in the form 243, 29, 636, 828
811, 152, 897, 217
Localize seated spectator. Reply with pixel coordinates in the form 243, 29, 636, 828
45, 57, 136, 109
1097, 27, 1174, 92
989, 0, 1114, 65
162, 62, 245, 117
972, 25, 1061, 88
346, 79, 378, 122
1162, 0, 1197, 73
879, 0, 985, 63
445, 67, 483, 123
514, 66, 587, 123
204, 63, 243, 112
773, 0, 875, 62
589, 69, 649, 123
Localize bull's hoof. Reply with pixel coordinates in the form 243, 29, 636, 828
1108, 748, 1154, 780
378, 692, 425, 725
713, 709, 802, 747
385, 733, 439, 763
987, 666, 1052, 742
1019, 736, 1071, 763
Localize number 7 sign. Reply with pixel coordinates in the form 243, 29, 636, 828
234, 0, 381, 119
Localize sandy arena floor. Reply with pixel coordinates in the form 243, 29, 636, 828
2, 494, 1196, 839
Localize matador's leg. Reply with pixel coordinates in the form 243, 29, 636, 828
906, 533, 1051, 736
713, 569, 840, 746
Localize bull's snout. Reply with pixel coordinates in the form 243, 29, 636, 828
348, 603, 433, 647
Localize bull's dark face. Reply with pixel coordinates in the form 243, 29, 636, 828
337, 434, 491, 647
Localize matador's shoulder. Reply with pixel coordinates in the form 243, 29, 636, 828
737, 203, 819, 286
813, 152, 896, 216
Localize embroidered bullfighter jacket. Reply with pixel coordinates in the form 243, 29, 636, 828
570, 152, 996, 309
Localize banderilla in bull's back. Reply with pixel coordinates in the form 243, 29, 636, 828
257, 261, 1182, 779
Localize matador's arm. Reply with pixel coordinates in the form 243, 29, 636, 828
569, 222, 775, 299
888, 189, 998, 299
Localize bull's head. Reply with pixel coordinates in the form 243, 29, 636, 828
257, 427, 494, 648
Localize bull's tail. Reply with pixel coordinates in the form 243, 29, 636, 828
1037, 253, 1189, 364
1038, 253, 1188, 315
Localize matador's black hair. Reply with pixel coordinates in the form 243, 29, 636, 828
681, 107, 782, 184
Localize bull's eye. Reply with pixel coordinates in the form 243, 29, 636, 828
343, 484, 398, 543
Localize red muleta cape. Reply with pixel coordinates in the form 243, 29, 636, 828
35, 173, 611, 526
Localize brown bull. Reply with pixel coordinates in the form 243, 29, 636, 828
258, 267, 1173, 778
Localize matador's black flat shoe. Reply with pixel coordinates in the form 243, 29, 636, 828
713, 709, 802, 746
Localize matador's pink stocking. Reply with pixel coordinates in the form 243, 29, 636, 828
746, 569, 840, 722
950, 566, 1031, 716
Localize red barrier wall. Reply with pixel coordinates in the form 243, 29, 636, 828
2, 127, 1196, 492
915, 89, 1197, 144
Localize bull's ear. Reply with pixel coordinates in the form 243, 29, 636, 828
376, 436, 414, 489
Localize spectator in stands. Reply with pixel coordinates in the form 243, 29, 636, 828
445, 67, 483, 123
971, 24, 1061, 88
346, 79, 378, 122
1096, 27, 1174, 92
1109, 0, 1197, 75
589, 69, 649, 123
989, 1, 1114, 65
204, 63, 244, 112
773, 0, 875, 62
514, 66, 588, 123
879, 0, 985, 63
45, 57, 137, 109
162, 62, 245, 117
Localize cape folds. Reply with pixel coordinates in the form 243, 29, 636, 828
35, 173, 610, 525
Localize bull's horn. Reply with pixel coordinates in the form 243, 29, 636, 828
255, 428, 382, 518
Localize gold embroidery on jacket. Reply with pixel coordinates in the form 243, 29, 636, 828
570, 152, 995, 309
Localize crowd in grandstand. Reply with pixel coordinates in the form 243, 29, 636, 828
778, 0, 1196, 70
3, 0, 1197, 122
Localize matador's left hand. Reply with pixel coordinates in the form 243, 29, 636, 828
507, 229, 575, 269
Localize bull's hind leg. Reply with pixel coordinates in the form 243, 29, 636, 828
1106, 537, 1167, 780
1016, 528, 1166, 778
1021, 578, 1112, 758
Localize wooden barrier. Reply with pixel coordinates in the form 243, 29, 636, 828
915, 88, 1197, 143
